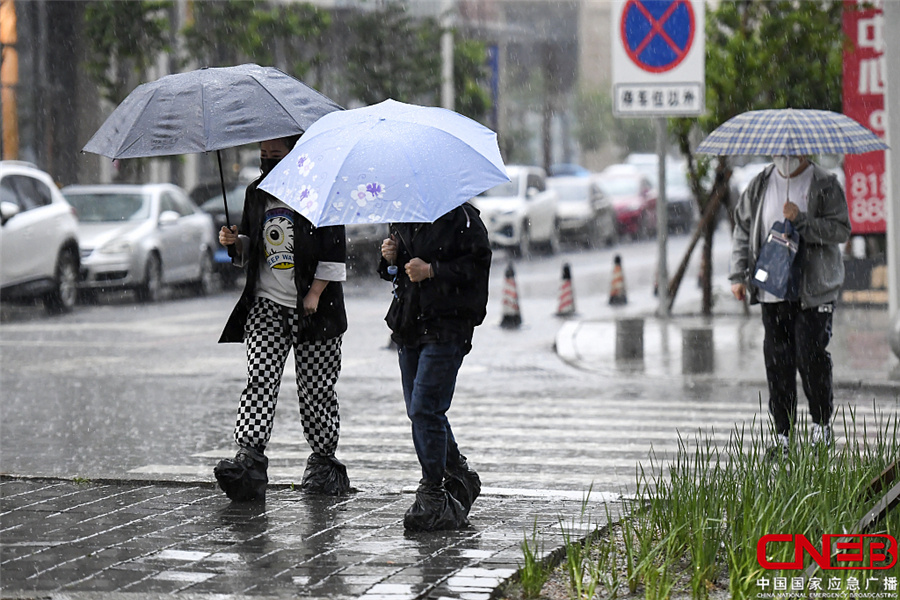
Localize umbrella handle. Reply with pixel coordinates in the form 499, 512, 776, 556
216, 150, 237, 258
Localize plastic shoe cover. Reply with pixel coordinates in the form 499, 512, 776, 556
443, 456, 481, 514
300, 453, 351, 496
214, 446, 268, 502
404, 479, 470, 532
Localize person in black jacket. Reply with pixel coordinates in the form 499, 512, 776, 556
378, 202, 491, 531
214, 136, 350, 501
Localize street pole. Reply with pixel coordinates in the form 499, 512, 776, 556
440, 0, 454, 111
656, 116, 669, 317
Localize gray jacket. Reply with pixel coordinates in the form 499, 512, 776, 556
729, 163, 851, 309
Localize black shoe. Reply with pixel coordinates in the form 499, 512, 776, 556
404, 479, 470, 532
810, 423, 833, 449
765, 434, 790, 463
300, 453, 351, 496
443, 456, 481, 514
214, 447, 268, 502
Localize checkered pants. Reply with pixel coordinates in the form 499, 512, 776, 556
234, 297, 343, 456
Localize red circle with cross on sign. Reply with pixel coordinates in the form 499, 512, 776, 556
620, 0, 696, 73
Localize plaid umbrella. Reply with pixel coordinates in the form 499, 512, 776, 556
696, 108, 888, 156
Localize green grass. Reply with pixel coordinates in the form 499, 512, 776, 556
511, 405, 900, 600
520, 518, 552, 599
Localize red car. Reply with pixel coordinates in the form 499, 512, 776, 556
595, 165, 657, 239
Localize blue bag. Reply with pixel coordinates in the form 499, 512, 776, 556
752, 219, 801, 300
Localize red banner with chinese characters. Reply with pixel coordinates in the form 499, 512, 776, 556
843, 0, 886, 234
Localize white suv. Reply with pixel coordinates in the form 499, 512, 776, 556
1, 161, 80, 313
470, 165, 559, 257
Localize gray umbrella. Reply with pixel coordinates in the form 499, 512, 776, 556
83, 63, 343, 226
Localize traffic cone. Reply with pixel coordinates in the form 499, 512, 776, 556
555, 263, 576, 317
500, 263, 522, 329
609, 254, 628, 305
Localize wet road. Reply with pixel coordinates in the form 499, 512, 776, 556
2, 230, 897, 496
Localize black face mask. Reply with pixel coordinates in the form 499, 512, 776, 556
260, 157, 281, 176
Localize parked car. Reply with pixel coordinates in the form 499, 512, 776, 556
62, 183, 216, 302
547, 176, 617, 248
664, 163, 699, 234
595, 165, 657, 239
625, 153, 698, 234
198, 184, 247, 287
0, 161, 80, 313
548, 163, 591, 177
471, 165, 559, 256
345, 222, 390, 274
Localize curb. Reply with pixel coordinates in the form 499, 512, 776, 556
555, 317, 900, 395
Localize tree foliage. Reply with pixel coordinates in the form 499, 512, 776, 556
83, 0, 173, 104
84, 0, 492, 124
346, 2, 442, 106
453, 39, 492, 123
182, 0, 331, 77
344, 2, 491, 123
574, 88, 654, 157
671, 0, 845, 198
682, 0, 843, 141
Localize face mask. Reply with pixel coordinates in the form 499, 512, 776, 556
260, 157, 281, 176
773, 156, 802, 177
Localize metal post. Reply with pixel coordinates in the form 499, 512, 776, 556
656, 116, 669, 317
440, 0, 454, 111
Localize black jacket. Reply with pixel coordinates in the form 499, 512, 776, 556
377, 203, 491, 352
219, 179, 348, 343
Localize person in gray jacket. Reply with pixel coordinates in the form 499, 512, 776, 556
729, 156, 851, 458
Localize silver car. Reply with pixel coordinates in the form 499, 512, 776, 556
62, 183, 216, 302
471, 165, 559, 257
547, 176, 618, 248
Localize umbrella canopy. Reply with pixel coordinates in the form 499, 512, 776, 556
258, 99, 509, 226
695, 108, 889, 156
83, 64, 342, 159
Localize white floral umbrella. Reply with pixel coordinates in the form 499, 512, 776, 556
259, 99, 509, 225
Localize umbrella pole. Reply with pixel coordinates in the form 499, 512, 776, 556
216, 150, 231, 228
216, 150, 237, 259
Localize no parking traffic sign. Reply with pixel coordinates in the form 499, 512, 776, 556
612, 0, 705, 117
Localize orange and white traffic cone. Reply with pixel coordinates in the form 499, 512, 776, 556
500, 262, 522, 329
556, 263, 576, 317
609, 254, 628, 305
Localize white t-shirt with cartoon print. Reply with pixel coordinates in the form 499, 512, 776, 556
256, 199, 299, 308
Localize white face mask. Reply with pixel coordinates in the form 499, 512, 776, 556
772, 156, 802, 177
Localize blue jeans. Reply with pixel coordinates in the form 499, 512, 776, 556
398, 343, 465, 484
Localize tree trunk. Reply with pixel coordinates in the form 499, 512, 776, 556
667, 160, 730, 311
701, 209, 715, 315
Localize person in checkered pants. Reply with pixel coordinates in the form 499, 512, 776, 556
214, 136, 350, 502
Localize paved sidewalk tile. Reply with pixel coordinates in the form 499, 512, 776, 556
1, 478, 615, 599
